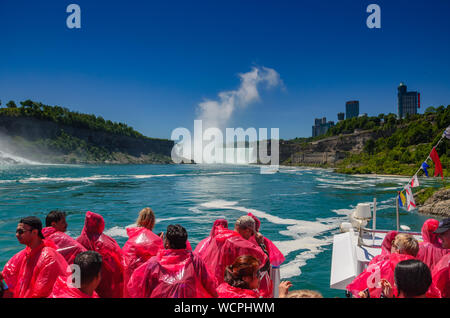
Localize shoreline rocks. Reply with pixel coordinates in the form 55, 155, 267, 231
418, 187, 450, 217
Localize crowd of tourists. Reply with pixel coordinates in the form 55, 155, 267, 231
0, 207, 448, 298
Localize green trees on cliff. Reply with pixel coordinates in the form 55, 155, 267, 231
335, 105, 450, 175
0, 99, 148, 140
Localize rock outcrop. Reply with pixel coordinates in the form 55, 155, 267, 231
418, 188, 450, 217
279, 128, 393, 166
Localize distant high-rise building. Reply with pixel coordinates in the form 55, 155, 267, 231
398, 83, 420, 118
346, 101, 359, 119
337, 112, 345, 121
312, 117, 335, 137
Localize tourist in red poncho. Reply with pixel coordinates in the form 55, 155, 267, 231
217, 255, 261, 298
0, 216, 69, 298
76, 211, 124, 298
196, 217, 268, 290
368, 230, 398, 266
417, 219, 449, 271
49, 251, 102, 298
194, 219, 229, 258
430, 218, 450, 297
347, 233, 441, 298
378, 259, 437, 298
42, 210, 87, 265
122, 207, 163, 296
247, 212, 285, 297
127, 224, 218, 298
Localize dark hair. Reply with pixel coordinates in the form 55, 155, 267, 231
74, 251, 103, 286
165, 224, 188, 249
46, 210, 66, 227
394, 259, 432, 297
224, 255, 260, 289
20, 216, 44, 239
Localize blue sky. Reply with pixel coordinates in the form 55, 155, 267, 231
1, 0, 450, 139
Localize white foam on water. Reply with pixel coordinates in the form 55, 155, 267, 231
19, 175, 118, 183
317, 183, 361, 190
103, 224, 134, 238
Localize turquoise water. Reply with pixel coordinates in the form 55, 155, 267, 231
0, 163, 440, 297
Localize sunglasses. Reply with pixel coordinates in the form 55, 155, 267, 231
16, 229, 32, 235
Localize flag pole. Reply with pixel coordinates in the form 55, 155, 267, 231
396, 191, 400, 231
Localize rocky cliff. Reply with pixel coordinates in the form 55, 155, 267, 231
0, 116, 174, 164
279, 128, 392, 166
418, 187, 450, 217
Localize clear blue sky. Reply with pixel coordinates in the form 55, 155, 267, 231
1, 0, 450, 139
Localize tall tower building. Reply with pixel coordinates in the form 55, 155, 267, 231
398, 83, 420, 118
337, 112, 345, 121
345, 101, 359, 119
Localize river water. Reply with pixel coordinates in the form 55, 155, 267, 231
0, 163, 439, 297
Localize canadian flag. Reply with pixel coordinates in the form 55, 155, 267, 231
410, 175, 420, 188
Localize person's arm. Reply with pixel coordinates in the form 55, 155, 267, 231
196, 256, 218, 297
29, 254, 63, 298
380, 279, 393, 298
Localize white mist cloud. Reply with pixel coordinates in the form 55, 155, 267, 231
197, 66, 282, 129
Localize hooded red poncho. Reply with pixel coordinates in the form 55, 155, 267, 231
122, 226, 164, 296
76, 211, 124, 298
432, 253, 450, 298
416, 219, 449, 271
197, 224, 268, 287
347, 253, 442, 298
42, 227, 87, 265
48, 276, 99, 298
2, 240, 69, 298
216, 282, 260, 298
194, 219, 229, 258
127, 249, 218, 298
368, 231, 398, 266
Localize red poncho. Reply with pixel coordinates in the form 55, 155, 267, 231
127, 249, 218, 298
416, 219, 449, 271
216, 282, 260, 298
347, 253, 441, 298
42, 227, 87, 265
368, 231, 398, 266
122, 226, 164, 296
247, 213, 285, 267
2, 240, 69, 298
48, 276, 99, 298
198, 225, 268, 286
76, 211, 124, 298
194, 219, 228, 259
432, 253, 450, 298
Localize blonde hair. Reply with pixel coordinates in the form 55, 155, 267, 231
136, 207, 155, 230
393, 233, 419, 257
286, 290, 323, 298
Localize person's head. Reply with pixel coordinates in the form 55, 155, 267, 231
136, 207, 156, 231
224, 255, 260, 290
235, 216, 256, 240
391, 233, 419, 257
74, 251, 102, 293
434, 218, 450, 249
46, 210, 68, 232
164, 224, 188, 249
394, 259, 431, 298
16, 216, 44, 246
286, 290, 323, 298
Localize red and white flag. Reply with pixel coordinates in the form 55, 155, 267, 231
405, 185, 417, 211
410, 175, 420, 188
